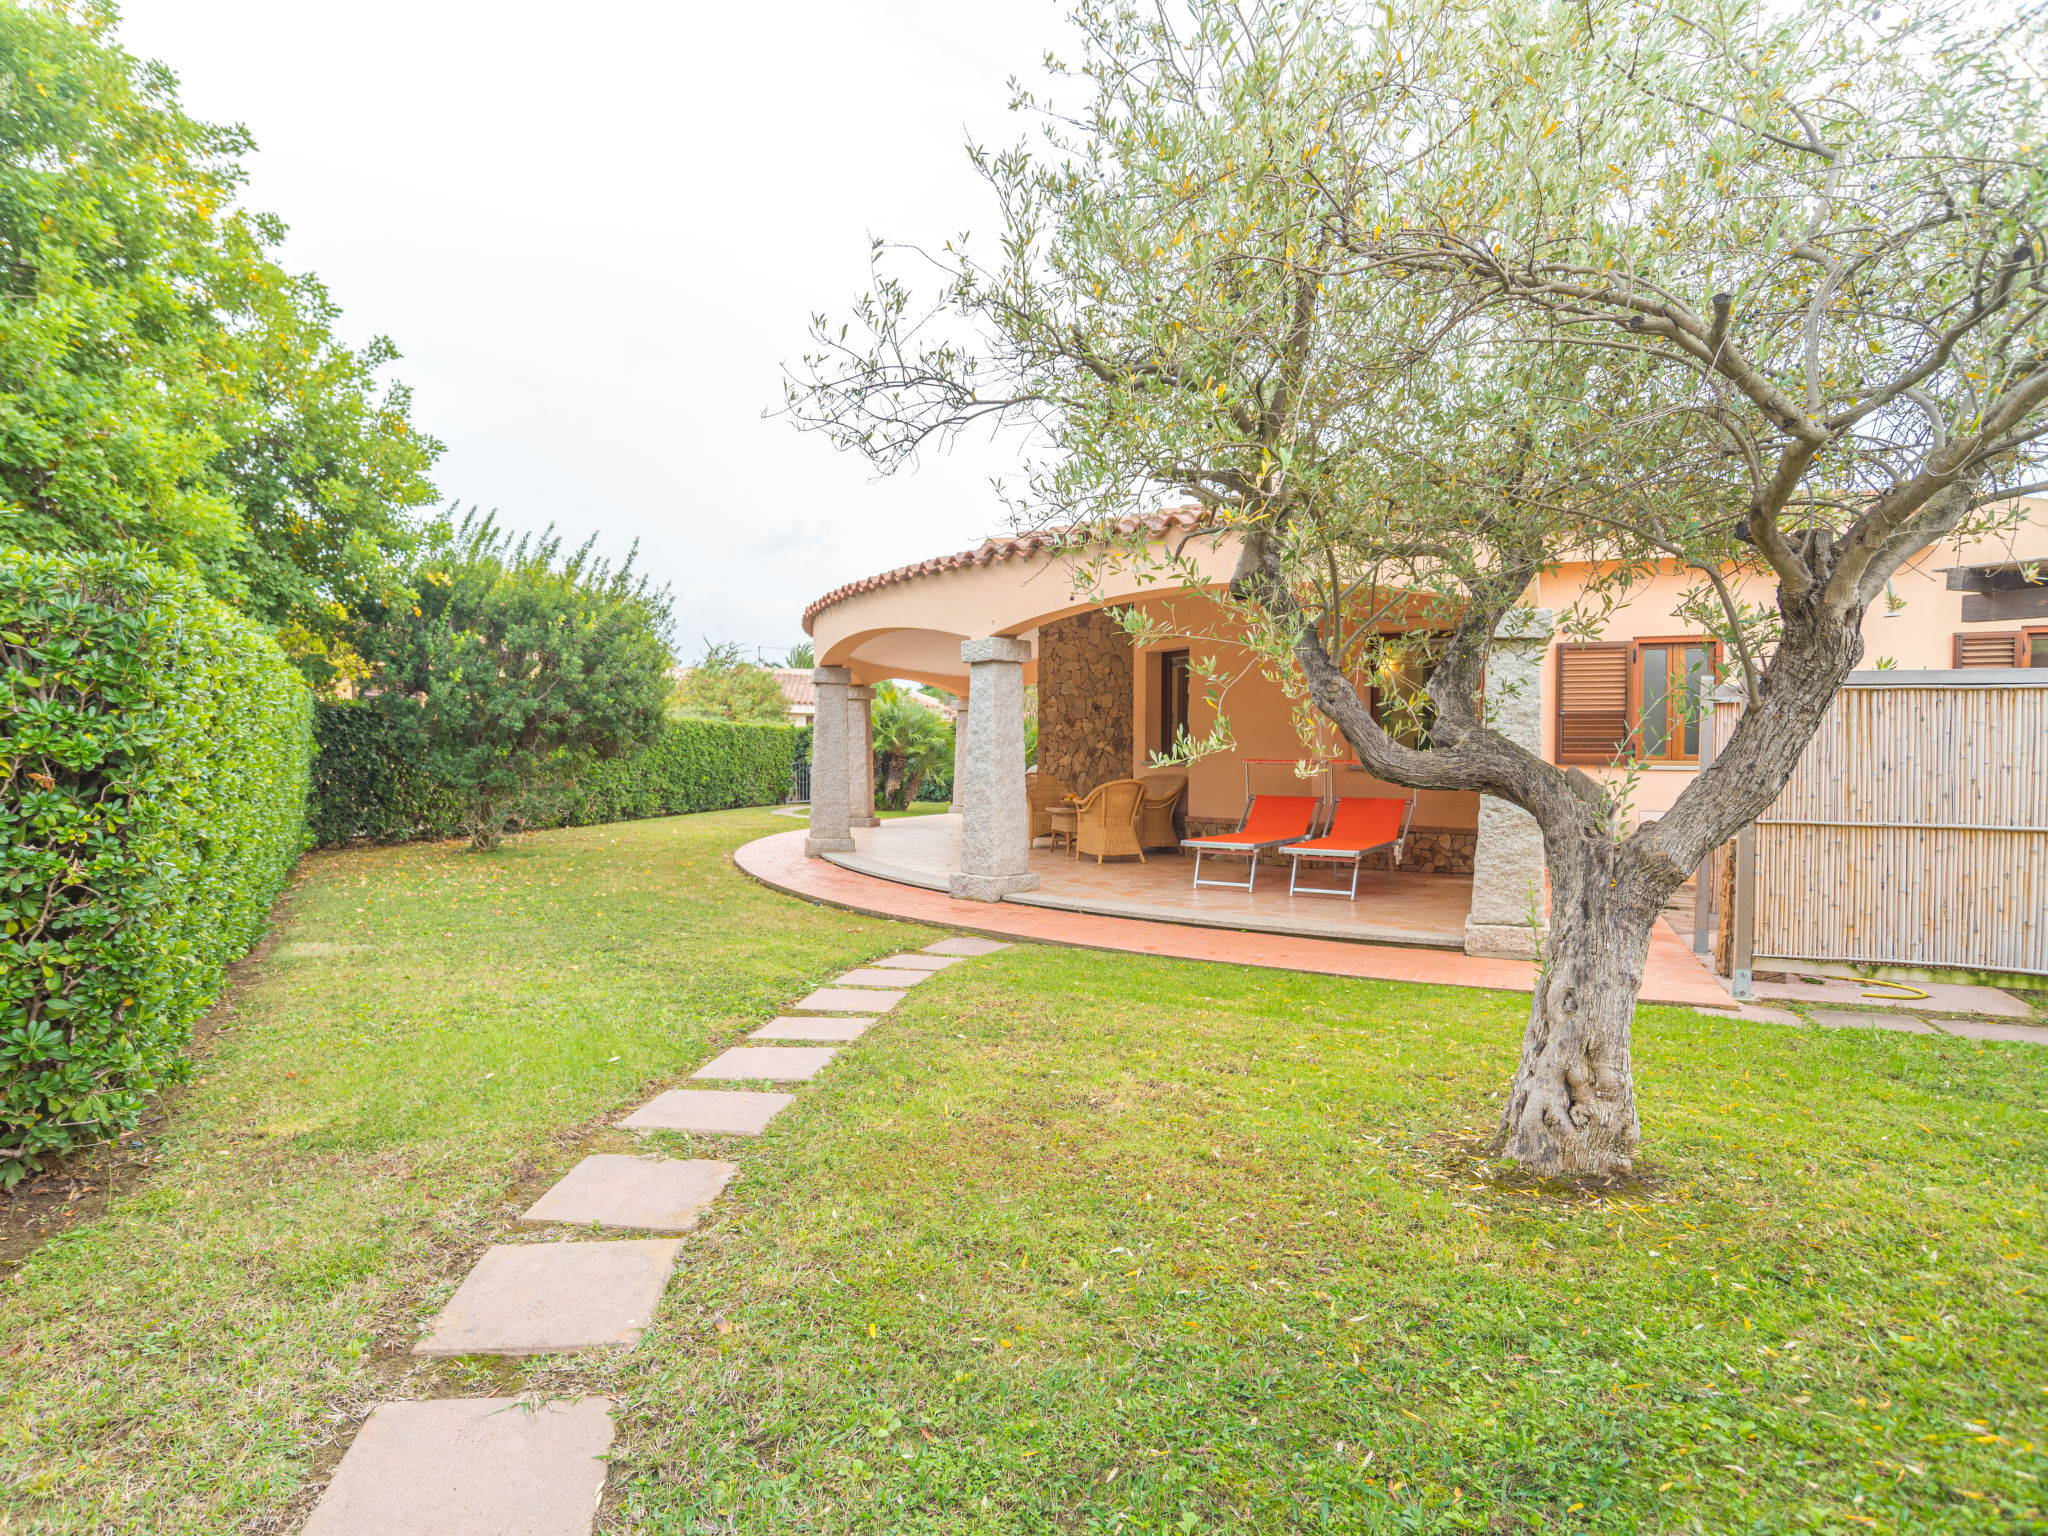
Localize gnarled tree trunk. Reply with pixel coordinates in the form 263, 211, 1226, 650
1496, 854, 1657, 1172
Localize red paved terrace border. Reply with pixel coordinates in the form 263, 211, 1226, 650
735, 828, 1734, 1011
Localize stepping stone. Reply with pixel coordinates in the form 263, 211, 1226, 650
521, 1155, 736, 1232
870, 953, 961, 971
1724, 1002, 1803, 1025
300, 1396, 613, 1536
1935, 1018, 2048, 1044
693, 1046, 838, 1081
924, 936, 1010, 956
792, 986, 904, 1013
1808, 1009, 1940, 1035
415, 1240, 681, 1355
835, 967, 932, 987
750, 1016, 873, 1042
619, 1089, 792, 1137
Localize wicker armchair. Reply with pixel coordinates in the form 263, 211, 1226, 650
1137, 773, 1187, 850
1075, 778, 1148, 864
1026, 771, 1075, 847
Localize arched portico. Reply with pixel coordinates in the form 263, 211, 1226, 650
799, 513, 1549, 957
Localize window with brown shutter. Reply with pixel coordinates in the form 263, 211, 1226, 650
1556, 643, 1633, 764
1954, 631, 2023, 667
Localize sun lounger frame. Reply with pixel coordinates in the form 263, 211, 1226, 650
1179, 760, 1328, 893
1284, 793, 1418, 899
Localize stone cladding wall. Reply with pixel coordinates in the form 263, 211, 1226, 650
1398, 828, 1476, 875
1036, 609, 1134, 795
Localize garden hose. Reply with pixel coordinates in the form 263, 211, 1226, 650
1861, 980, 1932, 1001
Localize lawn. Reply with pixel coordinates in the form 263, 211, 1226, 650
1, 810, 2043, 1535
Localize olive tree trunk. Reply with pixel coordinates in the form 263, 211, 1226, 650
1285, 556, 1874, 1178
1496, 832, 1659, 1172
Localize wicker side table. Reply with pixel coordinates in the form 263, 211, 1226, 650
1047, 805, 1078, 856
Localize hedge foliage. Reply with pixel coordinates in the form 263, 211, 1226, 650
2, 549, 313, 1182
310, 702, 802, 845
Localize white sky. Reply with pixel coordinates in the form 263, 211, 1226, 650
113, 0, 1068, 664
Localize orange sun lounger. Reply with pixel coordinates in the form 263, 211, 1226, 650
1284, 795, 1416, 898
1180, 794, 1321, 892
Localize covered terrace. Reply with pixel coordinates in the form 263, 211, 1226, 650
797, 512, 1553, 959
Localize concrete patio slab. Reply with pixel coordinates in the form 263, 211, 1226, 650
834, 967, 931, 987
828, 815, 1475, 948
792, 986, 904, 1012
1739, 972, 2038, 1018
924, 936, 1012, 956
1808, 1009, 1941, 1035
870, 953, 962, 971
735, 828, 1729, 1009
414, 1240, 681, 1355
618, 1090, 793, 1136
1936, 1018, 2048, 1044
692, 1046, 839, 1081
750, 1016, 873, 1042
521, 1155, 736, 1232
1722, 1002, 1804, 1025
300, 1396, 613, 1536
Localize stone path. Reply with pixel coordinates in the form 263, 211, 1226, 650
299, 934, 1007, 1535
300, 1398, 615, 1536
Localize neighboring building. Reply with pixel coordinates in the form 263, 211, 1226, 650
771, 668, 815, 727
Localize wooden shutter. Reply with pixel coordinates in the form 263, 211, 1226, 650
1954, 631, 2022, 667
1556, 643, 1633, 763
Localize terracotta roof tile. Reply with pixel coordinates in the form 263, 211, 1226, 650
802, 506, 1213, 634
771, 669, 815, 710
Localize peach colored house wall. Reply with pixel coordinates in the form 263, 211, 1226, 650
807, 503, 2045, 828
1125, 621, 1480, 830
1536, 510, 2048, 822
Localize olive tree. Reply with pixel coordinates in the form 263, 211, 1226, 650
791, 0, 2048, 1175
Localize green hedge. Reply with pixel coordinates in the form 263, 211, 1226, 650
568, 717, 805, 825
310, 703, 803, 845
2, 549, 313, 1182
309, 700, 461, 845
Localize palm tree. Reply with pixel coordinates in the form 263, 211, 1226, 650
870, 688, 952, 809
784, 641, 813, 669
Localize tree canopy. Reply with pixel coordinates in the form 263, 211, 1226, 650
359, 509, 674, 849
871, 682, 953, 806
675, 641, 791, 723
793, 0, 2048, 1174
0, 1, 440, 667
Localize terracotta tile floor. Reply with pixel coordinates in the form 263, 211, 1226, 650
737, 825, 1733, 1010
830, 813, 1474, 949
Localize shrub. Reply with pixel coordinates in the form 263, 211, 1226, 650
1, 548, 312, 1183
308, 700, 460, 845
308, 707, 801, 844
358, 509, 675, 849
674, 640, 789, 723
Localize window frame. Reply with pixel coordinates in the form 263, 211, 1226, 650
1358, 629, 1450, 747
1156, 648, 1191, 755
1953, 629, 2025, 667
2027, 626, 2048, 668
1631, 634, 1718, 764
1555, 635, 1719, 767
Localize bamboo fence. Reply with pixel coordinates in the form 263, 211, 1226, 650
1713, 673, 2048, 977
